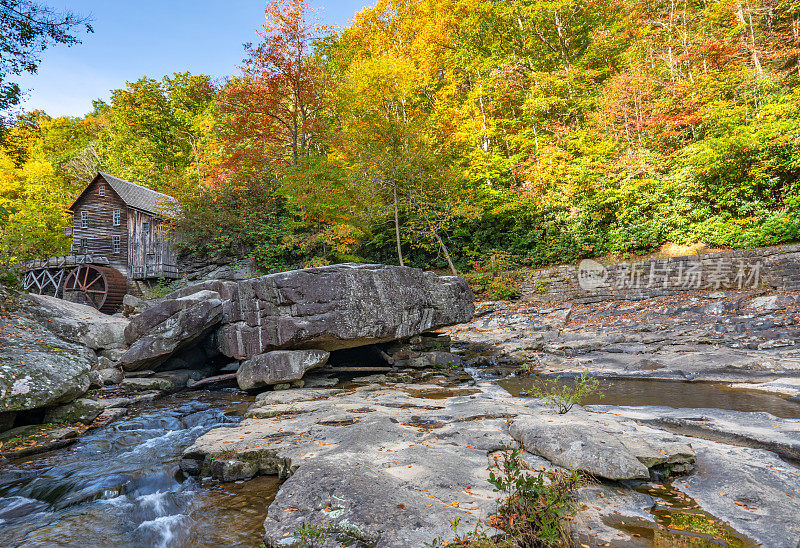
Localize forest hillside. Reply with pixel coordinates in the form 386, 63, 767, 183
1, 0, 798, 280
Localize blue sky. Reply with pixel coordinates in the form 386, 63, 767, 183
16, 0, 372, 117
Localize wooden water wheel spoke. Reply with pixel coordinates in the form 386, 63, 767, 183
86, 273, 103, 287
63, 265, 127, 313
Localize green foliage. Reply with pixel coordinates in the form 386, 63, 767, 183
3, 0, 800, 274
97, 72, 215, 190
486, 448, 584, 547
439, 448, 584, 547
294, 523, 329, 548
529, 371, 604, 414
143, 278, 178, 300
465, 251, 523, 300
488, 274, 522, 301
0, 249, 21, 287
0, 134, 73, 263
0, 1, 92, 112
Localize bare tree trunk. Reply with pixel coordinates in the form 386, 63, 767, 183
682, 0, 694, 83
478, 89, 489, 153
393, 183, 404, 266
735, 0, 763, 74
291, 110, 299, 166
793, 13, 800, 76
554, 11, 571, 69
667, 0, 677, 81
434, 232, 457, 276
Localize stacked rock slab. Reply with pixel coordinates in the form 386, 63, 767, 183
120, 290, 224, 371
217, 264, 474, 389
219, 263, 474, 356
236, 350, 330, 390
117, 264, 474, 389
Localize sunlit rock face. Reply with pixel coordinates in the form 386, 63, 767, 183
217, 263, 474, 358
117, 264, 474, 388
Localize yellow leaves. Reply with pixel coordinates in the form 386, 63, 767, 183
343, 54, 421, 113
345, 0, 463, 77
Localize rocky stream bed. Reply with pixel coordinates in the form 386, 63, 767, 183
1, 266, 800, 547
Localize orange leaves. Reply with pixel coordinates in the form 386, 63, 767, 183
217, 0, 329, 172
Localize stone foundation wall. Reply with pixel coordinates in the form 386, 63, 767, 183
521, 244, 800, 303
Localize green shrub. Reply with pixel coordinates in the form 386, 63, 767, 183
465, 250, 523, 300
529, 371, 603, 414
294, 523, 329, 548
487, 449, 584, 547
143, 278, 178, 300
441, 448, 584, 547
488, 274, 522, 300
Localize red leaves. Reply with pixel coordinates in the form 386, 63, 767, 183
215, 0, 329, 174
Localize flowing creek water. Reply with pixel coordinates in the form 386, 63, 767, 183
0, 389, 278, 548
0, 373, 798, 547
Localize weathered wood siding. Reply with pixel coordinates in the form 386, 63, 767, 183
70, 176, 129, 276
127, 210, 179, 279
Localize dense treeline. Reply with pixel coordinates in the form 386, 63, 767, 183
1, 0, 799, 276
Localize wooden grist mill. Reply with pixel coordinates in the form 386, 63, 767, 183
20, 172, 180, 314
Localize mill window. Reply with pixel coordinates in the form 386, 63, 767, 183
142, 222, 150, 233
99, 185, 105, 197
81, 211, 88, 228
112, 235, 121, 253
81, 238, 87, 249
113, 209, 121, 226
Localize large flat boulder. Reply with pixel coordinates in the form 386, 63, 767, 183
218, 263, 474, 359
23, 293, 128, 350
0, 288, 95, 412
509, 411, 695, 480
236, 349, 329, 390
119, 296, 223, 371
180, 386, 518, 546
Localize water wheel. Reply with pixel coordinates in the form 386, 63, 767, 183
63, 265, 127, 313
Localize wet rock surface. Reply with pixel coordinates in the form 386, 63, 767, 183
0, 391, 277, 548
673, 437, 800, 547
178, 379, 800, 547
588, 405, 800, 460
